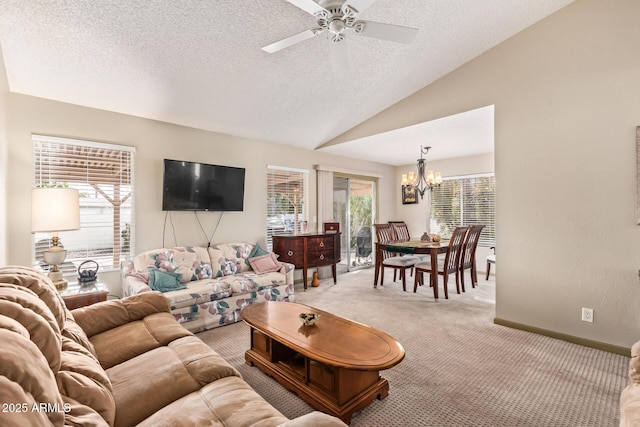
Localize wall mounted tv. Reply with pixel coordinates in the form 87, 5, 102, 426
162, 159, 245, 211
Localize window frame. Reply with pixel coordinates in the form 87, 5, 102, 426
429, 173, 495, 247
266, 165, 309, 251
32, 134, 135, 275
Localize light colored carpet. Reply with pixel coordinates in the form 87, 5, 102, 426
197, 268, 628, 426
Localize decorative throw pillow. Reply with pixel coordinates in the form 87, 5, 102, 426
147, 268, 185, 292
246, 242, 269, 265
249, 253, 282, 274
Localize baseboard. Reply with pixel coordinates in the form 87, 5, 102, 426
493, 318, 630, 356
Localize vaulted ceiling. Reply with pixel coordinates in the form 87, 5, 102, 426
0, 0, 573, 164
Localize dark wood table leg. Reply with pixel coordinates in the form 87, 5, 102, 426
374, 245, 381, 288
430, 248, 439, 298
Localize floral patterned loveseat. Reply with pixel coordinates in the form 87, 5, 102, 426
122, 242, 294, 332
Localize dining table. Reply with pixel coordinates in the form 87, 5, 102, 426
374, 240, 449, 294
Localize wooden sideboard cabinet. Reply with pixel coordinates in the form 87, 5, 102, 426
272, 233, 341, 290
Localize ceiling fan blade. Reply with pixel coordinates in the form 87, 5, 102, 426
343, 0, 377, 14
287, 0, 327, 15
262, 28, 323, 53
359, 20, 419, 44
330, 39, 349, 71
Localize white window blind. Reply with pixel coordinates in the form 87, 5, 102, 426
266, 166, 309, 251
32, 135, 135, 273
430, 174, 495, 247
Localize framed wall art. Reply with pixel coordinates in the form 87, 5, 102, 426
402, 185, 417, 205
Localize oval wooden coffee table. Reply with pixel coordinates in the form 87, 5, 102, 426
242, 301, 405, 424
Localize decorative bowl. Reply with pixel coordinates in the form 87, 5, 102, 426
298, 312, 320, 326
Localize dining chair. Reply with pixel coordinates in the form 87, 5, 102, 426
389, 221, 411, 241
459, 224, 485, 291
486, 246, 495, 280
413, 226, 469, 299
373, 223, 418, 291
389, 221, 434, 263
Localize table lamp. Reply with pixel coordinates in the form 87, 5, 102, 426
31, 188, 80, 290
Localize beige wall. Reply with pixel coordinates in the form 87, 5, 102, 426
0, 44, 8, 266
5, 94, 396, 295
329, 0, 640, 348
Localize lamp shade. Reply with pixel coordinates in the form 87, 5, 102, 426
31, 188, 80, 233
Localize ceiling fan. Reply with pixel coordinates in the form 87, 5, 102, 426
262, 0, 419, 70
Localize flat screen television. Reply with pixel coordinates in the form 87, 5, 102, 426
162, 159, 245, 211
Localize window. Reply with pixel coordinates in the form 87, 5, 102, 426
32, 135, 135, 273
430, 174, 495, 247
266, 166, 309, 251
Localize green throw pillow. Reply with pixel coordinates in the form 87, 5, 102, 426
147, 268, 185, 293
246, 242, 270, 265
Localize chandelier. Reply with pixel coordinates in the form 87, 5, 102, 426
401, 146, 442, 200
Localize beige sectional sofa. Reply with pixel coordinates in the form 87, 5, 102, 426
620, 341, 640, 426
122, 242, 295, 332
0, 266, 346, 427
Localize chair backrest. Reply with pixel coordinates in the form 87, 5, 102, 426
373, 223, 395, 260
444, 227, 469, 274
373, 223, 393, 245
389, 221, 411, 242
461, 225, 485, 269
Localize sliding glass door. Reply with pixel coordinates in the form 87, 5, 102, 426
333, 176, 376, 272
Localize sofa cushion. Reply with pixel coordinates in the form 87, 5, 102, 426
89, 312, 193, 370
214, 242, 255, 273
137, 376, 288, 427
62, 316, 98, 359
59, 398, 110, 427
207, 248, 225, 278
165, 272, 288, 311
172, 281, 294, 332
57, 336, 116, 426
0, 327, 66, 426
107, 336, 240, 427
165, 278, 233, 310
0, 266, 68, 329
134, 247, 213, 282
0, 284, 62, 372
72, 292, 172, 338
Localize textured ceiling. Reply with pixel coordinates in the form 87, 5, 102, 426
0, 0, 573, 164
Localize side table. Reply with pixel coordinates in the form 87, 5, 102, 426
59, 280, 108, 310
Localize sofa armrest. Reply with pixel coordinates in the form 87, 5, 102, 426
278, 412, 348, 427
121, 260, 152, 296
123, 274, 153, 296
71, 292, 170, 338
279, 261, 295, 286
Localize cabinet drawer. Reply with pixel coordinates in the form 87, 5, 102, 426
308, 250, 334, 265
273, 238, 304, 265
307, 237, 334, 251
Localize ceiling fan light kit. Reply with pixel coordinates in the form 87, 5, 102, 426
262, 0, 419, 70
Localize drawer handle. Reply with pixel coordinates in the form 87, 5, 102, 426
320, 254, 325, 260
288, 250, 294, 256
319, 242, 325, 248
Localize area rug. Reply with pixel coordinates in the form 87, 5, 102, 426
196, 268, 628, 426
